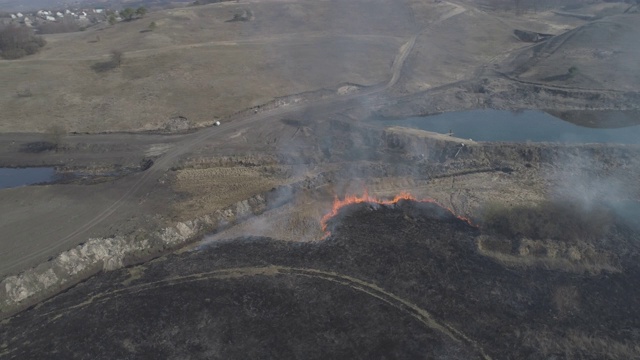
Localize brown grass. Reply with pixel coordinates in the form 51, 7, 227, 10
481, 200, 614, 242
0, 0, 413, 133
171, 166, 283, 219
477, 200, 622, 274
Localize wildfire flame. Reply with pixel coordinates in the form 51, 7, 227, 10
320, 190, 475, 239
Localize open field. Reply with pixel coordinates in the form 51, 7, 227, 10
0, 0, 415, 133
5, 0, 637, 133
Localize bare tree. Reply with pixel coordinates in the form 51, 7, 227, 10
120, 8, 135, 21
45, 125, 67, 150
0, 25, 46, 59
91, 50, 124, 72
136, 7, 147, 18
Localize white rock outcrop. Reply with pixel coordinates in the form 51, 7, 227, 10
1, 193, 268, 316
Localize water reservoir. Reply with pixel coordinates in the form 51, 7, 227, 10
379, 110, 640, 144
0, 167, 57, 190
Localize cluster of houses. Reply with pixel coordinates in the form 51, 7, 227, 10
5, 8, 107, 28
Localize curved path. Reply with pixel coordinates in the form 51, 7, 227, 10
30, 265, 491, 360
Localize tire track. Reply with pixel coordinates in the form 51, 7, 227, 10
31, 265, 491, 360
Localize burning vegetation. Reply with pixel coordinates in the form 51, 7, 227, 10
320, 191, 475, 238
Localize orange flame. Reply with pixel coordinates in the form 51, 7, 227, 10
320, 190, 475, 239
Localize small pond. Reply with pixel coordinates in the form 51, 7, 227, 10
0, 167, 57, 190
378, 110, 640, 144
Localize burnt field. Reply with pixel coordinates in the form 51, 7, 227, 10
2, 200, 639, 359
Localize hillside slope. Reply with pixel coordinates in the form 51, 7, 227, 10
499, 14, 640, 91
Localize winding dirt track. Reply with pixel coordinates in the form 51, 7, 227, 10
27, 265, 490, 360
388, 2, 467, 88
494, 70, 639, 94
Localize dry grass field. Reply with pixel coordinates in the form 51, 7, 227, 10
501, 14, 640, 91
4, 0, 631, 133
172, 166, 284, 219
0, 0, 418, 133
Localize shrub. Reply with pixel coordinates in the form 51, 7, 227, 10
228, 9, 252, 22
136, 7, 147, 18
0, 25, 46, 59
110, 50, 123, 66
120, 8, 135, 21
117, 6, 146, 21
1, 48, 26, 59
45, 125, 67, 149
16, 87, 32, 98
23, 42, 41, 55
91, 50, 124, 72
35, 36, 46, 47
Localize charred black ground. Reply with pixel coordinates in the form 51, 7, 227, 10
2, 201, 639, 359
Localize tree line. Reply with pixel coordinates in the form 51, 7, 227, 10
108, 7, 147, 25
